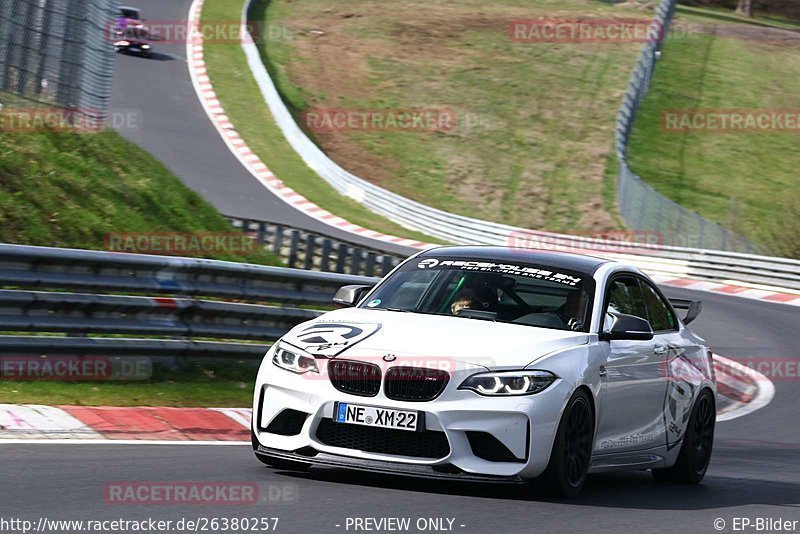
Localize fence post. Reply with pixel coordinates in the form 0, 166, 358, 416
272, 225, 284, 256
304, 234, 316, 270
0, 0, 22, 93
56, 0, 85, 111
335, 244, 348, 273
320, 239, 332, 272
380, 255, 393, 276
364, 252, 376, 277
288, 230, 300, 268
350, 248, 363, 275
14, 0, 37, 94
34, 0, 53, 95
256, 221, 266, 248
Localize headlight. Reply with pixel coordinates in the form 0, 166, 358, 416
459, 370, 557, 396
272, 342, 318, 374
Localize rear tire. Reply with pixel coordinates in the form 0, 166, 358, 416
652, 389, 715, 483
539, 389, 594, 498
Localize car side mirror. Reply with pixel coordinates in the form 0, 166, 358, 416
332, 285, 373, 307
600, 312, 654, 341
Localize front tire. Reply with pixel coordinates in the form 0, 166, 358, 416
652, 389, 715, 483
539, 389, 594, 498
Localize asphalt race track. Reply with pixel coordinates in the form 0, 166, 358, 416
4, 1, 796, 532
1, 286, 797, 534
109, 0, 413, 255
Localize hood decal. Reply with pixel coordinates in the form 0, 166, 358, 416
284, 321, 382, 357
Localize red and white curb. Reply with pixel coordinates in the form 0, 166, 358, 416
0, 355, 773, 443
185, 0, 430, 251
0, 406, 250, 444
649, 274, 800, 308
714, 355, 775, 422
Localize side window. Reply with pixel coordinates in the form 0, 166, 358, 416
605, 276, 648, 322
640, 281, 678, 332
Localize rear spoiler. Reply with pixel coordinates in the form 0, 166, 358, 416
668, 298, 702, 325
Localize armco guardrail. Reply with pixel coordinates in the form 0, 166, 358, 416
221, 219, 800, 292
239, 0, 761, 255
228, 217, 403, 276
613, 0, 759, 254
0, 243, 376, 359
0, 243, 797, 364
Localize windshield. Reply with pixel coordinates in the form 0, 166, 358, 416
360, 256, 594, 332
120, 8, 140, 19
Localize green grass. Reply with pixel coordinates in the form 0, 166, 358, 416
0, 117, 281, 264
627, 6, 800, 256
674, 5, 800, 32
200, 0, 441, 244
204, 0, 651, 236
0, 362, 256, 407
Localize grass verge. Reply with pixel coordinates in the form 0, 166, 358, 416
235, 0, 652, 234
200, 0, 441, 244
627, 6, 800, 256
0, 361, 256, 407
0, 115, 281, 264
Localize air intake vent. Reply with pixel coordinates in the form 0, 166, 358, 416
264, 409, 308, 436
316, 419, 450, 459
328, 360, 382, 397
384, 367, 449, 402
466, 431, 525, 462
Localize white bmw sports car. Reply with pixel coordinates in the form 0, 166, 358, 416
252, 247, 716, 497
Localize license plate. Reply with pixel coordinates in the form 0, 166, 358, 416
334, 402, 420, 432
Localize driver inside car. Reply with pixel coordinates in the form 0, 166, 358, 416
450, 289, 484, 315
555, 290, 587, 331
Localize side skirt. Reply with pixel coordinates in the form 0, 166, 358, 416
588, 444, 679, 474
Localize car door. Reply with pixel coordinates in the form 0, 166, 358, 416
639, 279, 701, 450
594, 275, 669, 455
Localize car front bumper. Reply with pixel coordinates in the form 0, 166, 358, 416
251, 348, 572, 480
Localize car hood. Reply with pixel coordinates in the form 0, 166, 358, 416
279, 308, 589, 369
